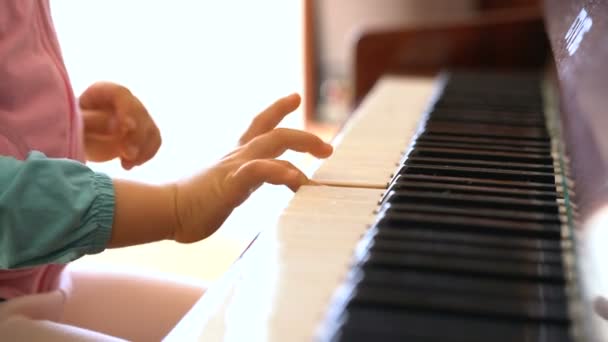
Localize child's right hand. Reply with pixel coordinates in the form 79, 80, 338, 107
171, 93, 332, 243
108, 94, 332, 247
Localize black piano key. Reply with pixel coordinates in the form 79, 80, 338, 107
426, 120, 544, 129
437, 85, 543, 97
423, 122, 549, 140
376, 210, 561, 239
438, 93, 543, 110
434, 92, 543, 107
431, 105, 545, 115
443, 82, 542, 95
347, 284, 570, 323
332, 328, 440, 342
320, 70, 576, 342
369, 226, 563, 252
417, 133, 551, 148
446, 70, 542, 82
405, 156, 554, 173
409, 147, 553, 165
435, 90, 543, 105
381, 190, 559, 215
431, 109, 545, 119
398, 164, 556, 183
414, 139, 551, 154
357, 268, 567, 302
432, 101, 543, 114
440, 91, 544, 101
379, 202, 559, 228
332, 328, 442, 342
333, 307, 571, 342
382, 202, 560, 223
429, 110, 546, 127
363, 251, 565, 282
367, 238, 564, 265
387, 179, 559, 200
428, 118, 545, 129
390, 174, 557, 192
441, 86, 542, 95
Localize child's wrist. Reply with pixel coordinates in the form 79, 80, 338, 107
109, 179, 180, 247
164, 182, 181, 241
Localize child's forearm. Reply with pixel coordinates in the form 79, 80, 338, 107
107, 179, 178, 248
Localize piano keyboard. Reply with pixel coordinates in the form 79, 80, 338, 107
165, 71, 577, 342
318, 71, 576, 342
311, 76, 439, 188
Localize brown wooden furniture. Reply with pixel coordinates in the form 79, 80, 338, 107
352, 6, 549, 107
302, 0, 546, 133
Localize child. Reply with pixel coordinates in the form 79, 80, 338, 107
0, 1, 333, 340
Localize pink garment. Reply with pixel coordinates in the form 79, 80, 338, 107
0, 4, 206, 339
0, 265, 205, 341
0, 0, 85, 299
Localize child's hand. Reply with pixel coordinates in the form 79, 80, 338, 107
172, 94, 333, 243
79, 82, 161, 170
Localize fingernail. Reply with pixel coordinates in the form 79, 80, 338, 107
286, 93, 300, 102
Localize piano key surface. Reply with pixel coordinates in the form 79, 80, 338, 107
165, 71, 580, 341
311, 76, 438, 188
165, 75, 436, 341
165, 185, 384, 341
318, 70, 574, 342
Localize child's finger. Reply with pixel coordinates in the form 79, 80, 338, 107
83, 110, 136, 140
120, 125, 161, 169
121, 117, 137, 133
82, 109, 116, 135
232, 159, 307, 197
84, 136, 122, 162
267, 159, 308, 187
121, 143, 139, 160
245, 128, 333, 159
120, 142, 144, 170
121, 158, 136, 170
238, 93, 301, 145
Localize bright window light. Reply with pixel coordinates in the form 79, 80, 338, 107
51, 1, 305, 239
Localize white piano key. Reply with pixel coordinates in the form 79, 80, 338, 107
165, 186, 383, 342
312, 76, 437, 188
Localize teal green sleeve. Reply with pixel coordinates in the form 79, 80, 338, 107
0, 151, 115, 269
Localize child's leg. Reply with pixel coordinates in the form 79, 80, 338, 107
0, 290, 120, 341
61, 264, 205, 341
0, 289, 64, 322
0, 315, 124, 342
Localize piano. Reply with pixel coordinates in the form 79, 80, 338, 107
165, 0, 608, 341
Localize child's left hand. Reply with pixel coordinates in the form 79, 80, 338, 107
79, 82, 161, 170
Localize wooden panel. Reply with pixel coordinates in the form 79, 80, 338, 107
478, 0, 541, 10
353, 7, 549, 106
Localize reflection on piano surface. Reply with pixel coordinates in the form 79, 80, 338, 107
166, 0, 608, 341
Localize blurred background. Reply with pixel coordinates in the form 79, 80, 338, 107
50, 0, 539, 283
51, 1, 306, 282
